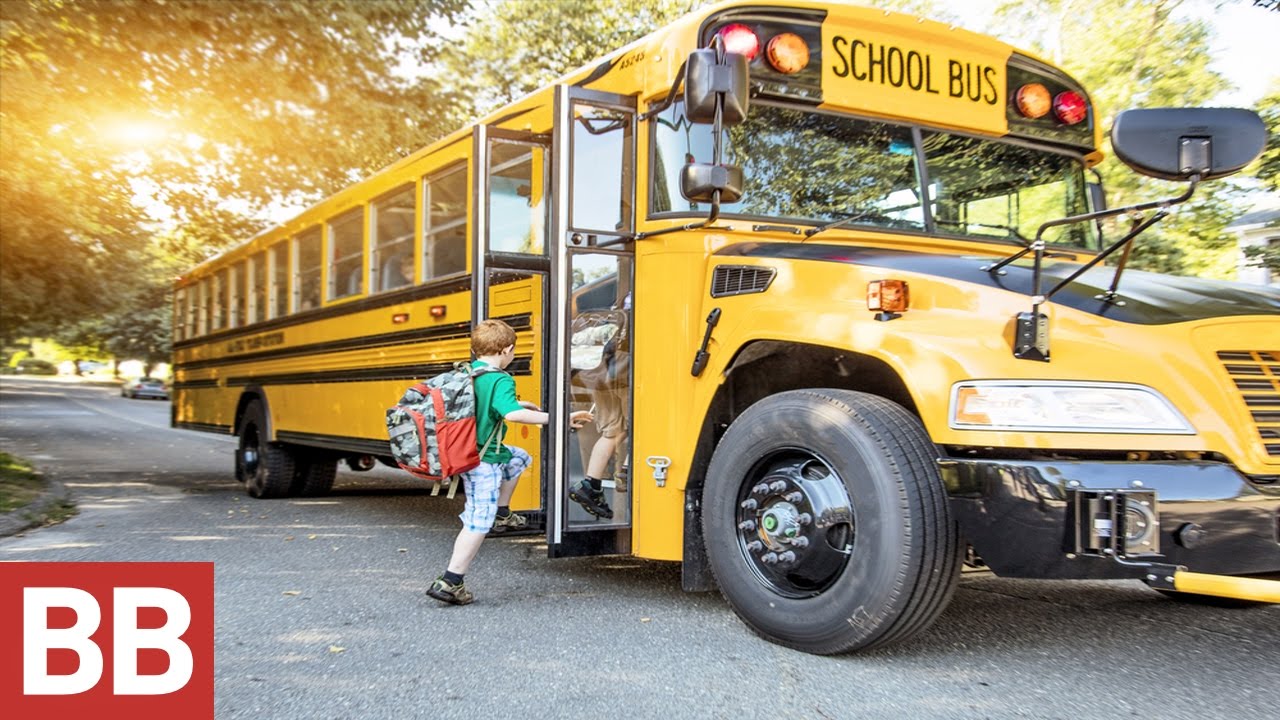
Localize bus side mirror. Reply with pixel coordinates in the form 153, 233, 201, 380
680, 164, 744, 203
1110, 108, 1264, 181
684, 48, 749, 125
1087, 180, 1106, 213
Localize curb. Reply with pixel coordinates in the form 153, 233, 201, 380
0, 474, 73, 538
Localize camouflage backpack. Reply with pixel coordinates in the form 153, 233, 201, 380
385, 363, 503, 488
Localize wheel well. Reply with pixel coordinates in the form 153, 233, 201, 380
681, 341, 917, 588
233, 388, 268, 439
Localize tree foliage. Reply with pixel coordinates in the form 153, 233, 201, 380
443, 0, 700, 113
1254, 82, 1280, 192
1, 0, 470, 341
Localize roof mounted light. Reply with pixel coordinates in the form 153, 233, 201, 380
717, 23, 760, 60
765, 32, 809, 74
1053, 90, 1088, 125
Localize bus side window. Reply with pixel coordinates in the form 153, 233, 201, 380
230, 261, 247, 328
211, 269, 226, 331
425, 164, 467, 277
487, 144, 546, 255
269, 242, 289, 318
197, 278, 209, 335
249, 251, 266, 324
328, 208, 364, 300
372, 184, 415, 292
294, 228, 322, 311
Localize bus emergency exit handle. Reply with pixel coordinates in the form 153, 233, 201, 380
691, 307, 722, 377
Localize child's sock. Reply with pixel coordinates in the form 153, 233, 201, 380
585, 476, 603, 491
496, 506, 511, 519
442, 570, 464, 585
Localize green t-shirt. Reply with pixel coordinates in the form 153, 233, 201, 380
471, 360, 522, 464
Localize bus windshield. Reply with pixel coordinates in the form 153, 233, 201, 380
652, 103, 1098, 249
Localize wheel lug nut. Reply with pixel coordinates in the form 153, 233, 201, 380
740, 498, 757, 511
761, 552, 779, 564
746, 540, 764, 553
752, 483, 770, 496
768, 480, 787, 493
797, 513, 812, 525
738, 519, 756, 531
778, 551, 796, 564
790, 536, 809, 548
784, 491, 803, 503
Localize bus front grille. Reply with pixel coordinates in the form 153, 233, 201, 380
1219, 350, 1280, 457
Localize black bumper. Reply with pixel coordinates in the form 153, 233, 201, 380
940, 459, 1280, 579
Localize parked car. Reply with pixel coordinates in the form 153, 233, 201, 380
13, 358, 58, 375
121, 377, 169, 400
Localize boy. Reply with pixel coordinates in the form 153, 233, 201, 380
427, 319, 592, 605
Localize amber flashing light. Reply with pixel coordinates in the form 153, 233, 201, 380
765, 33, 809, 74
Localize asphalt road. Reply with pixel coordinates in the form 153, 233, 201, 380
2, 377, 1277, 719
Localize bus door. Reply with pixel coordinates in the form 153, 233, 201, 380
472, 125, 552, 517
547, 85, 637, 557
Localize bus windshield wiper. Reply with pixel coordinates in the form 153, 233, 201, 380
804, 209, 882, 239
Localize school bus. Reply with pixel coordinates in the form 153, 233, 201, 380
172, 0, 1280, 653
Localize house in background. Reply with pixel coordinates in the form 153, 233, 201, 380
1227, 198, 1280, 287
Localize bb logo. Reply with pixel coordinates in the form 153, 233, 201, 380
0, 562, 213, 718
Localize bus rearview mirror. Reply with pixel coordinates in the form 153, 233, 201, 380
684, 48, 749, 125
1110, 108, 1264, 181
680, 163, 744, 203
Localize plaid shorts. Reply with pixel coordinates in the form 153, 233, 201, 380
459, 445, 531, 533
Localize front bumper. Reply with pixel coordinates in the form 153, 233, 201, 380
941, 458, 1280, 580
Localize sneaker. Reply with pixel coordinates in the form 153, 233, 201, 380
491, 510, 528, 533
569, 480, 614, 519
425, 576, 474, 605
614, 465, 628, 493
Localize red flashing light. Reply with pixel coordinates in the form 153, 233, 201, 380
1053, 90, 1088, 125
718, 23, 760, 60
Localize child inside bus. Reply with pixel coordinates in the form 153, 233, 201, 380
426, 318, 593, 605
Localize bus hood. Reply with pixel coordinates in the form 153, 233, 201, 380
716, 243, 1280, 324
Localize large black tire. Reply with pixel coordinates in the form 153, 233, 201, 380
292, 455, 337, 497
703, 389, 961, 654
237, 400, 297, 499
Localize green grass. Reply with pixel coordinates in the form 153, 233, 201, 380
0, 452, 43, 513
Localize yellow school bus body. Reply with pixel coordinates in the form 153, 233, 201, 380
176, 1, 1279, 651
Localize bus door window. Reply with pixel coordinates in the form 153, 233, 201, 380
327, 208, 364, 300
293, 228, 322, 311
566, 251, 633, 527
371, 185, 415, 292
425, 164, 467, 278
487, 141, 548, 255
570, 104, 634, 237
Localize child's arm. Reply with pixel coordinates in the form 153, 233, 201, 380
504, 408, 593, 428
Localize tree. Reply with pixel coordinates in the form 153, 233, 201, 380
1253, 82, 1280, 192
989, 0, 1252, 278
444, 0, 699, 114
1, 0, 471, 340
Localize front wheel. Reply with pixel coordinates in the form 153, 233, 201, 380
703, 389, 960, 654
237, 400, 297, 499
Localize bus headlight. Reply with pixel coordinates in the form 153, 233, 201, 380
949, 381, 1194, 434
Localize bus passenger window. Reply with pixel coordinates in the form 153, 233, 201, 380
174, 289, 187, 342
230, 261, 247, 328
372, 185, 415, 292
294, 228, 322, 311
426, 164, 467, 277
197, 278, 210, 335
487, 143, 546, 255
209, 269, 226, 330
249, 252, 266, 324
269, 243, 288, 318
328, 209, 364, 300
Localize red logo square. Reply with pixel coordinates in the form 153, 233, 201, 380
0, 562, 214, 718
